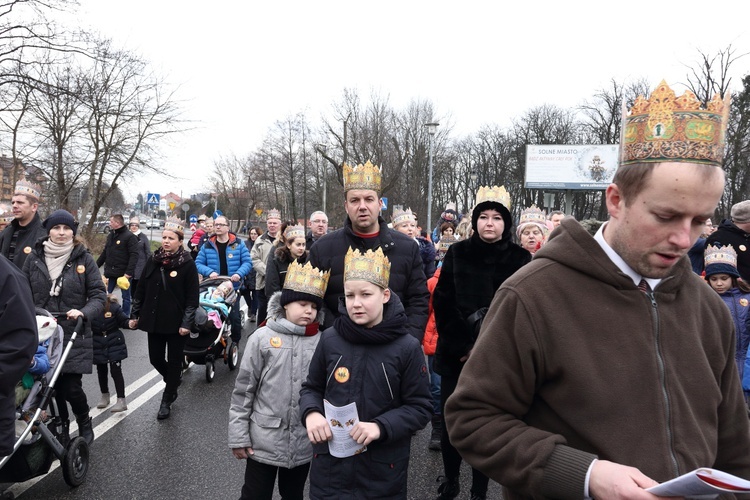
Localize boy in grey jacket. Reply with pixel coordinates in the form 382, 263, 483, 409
228, 261, 329, 500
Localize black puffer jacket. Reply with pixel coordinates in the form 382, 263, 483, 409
131, 248, 199, 333
434, 209, 531, 378
92, 301, 130, 364
299, 293, 432, 499
308, 216, 429, 341
96, 225, 139, 279
23, 239, 106, 374
0, 213, 47, 269
265, 246, 308, 297
706, 219, 750, 282
133, 232, 152, 279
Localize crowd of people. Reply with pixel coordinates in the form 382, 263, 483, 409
3, 79, 750, 500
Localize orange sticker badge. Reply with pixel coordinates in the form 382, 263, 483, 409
334, 367, 350, 383
269, 337, 282, 348
741, 298, 749, 307
170, 271, 177, 277
76, 265, 86, 274
23, 246, 31, 254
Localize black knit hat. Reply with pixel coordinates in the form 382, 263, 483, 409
280, 289, 323, 310
43, 209, 78, 235
471, 201, 512, 240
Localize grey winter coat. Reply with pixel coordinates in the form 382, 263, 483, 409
22, 239, 106, 374
228, 292, 323, 468
250, 233, 274, 291
133, 232, 152, 279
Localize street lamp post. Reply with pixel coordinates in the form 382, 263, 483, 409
470, 166, 478, 210
316, 144, 329, 214
424, 122, 440, 233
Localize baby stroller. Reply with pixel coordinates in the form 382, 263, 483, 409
0, 310, 90, 496
183, 276, 241, 382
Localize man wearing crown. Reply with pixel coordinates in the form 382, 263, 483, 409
0, 180, 47, 269
446, 81, 750, 499
308, 161, 429, 341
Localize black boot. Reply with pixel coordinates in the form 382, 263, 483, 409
429, 414, 442, 451
75, 413, 94, 444
435, 476, 460, 500
58, 420, 70, 447
157, 392, 175, 420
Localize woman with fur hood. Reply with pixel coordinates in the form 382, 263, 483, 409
264, 223, 307, 298
229, 260, 329, 500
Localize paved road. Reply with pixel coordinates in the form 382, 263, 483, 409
1, 301, 504, 499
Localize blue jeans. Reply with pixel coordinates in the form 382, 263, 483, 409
428, 355, 441, 415
107, 278, 131, 316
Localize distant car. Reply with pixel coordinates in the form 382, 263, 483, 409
146, 219, 165, 229
93, 220, 111, 233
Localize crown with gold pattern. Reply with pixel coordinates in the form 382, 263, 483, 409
621, 80, 730, 167
267, 208, 281, 221
164, 218, 185, 233
284, 261, 330, 298
392, 208, 416, 227
704, 244, 738, 268
343, 160, 382, 194
283, 224, 305, 241
344, 247, 390, 289
474, 185, 511, 210
14, 180, 42, 200
0, 211, 14, 224
519, 205, 547, 225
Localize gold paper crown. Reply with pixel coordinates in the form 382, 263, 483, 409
164, 218, 185, 233
392, 208, 416, 227
0, 211, 14, 224
438, 235, 457, 252
344, 247, 390, 289
284, 261, 330, 298
621, 80, 730, 167
704, 244, 738, 268
519, 205, 547, 225
343, 160, 382, 194
267, 208, 281, 220
474, 185, 511, 210
284, 224, 305, 241
14, 180, 42, 200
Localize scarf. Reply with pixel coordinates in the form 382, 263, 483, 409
43, 239, 74, 296
333, 303, 406, 345
153, 245, 190, 270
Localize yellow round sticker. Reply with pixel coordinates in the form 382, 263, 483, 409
270, 337, 282, 348
23, 246, 31, 254
334, 367, 350, 383
116, 240, 121, 245
105, 312, 112, 318
76, 265, 85, 274
741, 298, 749, 307
740, 245, 747, 252
170, 271, 177, 278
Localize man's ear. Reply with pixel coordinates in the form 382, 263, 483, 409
605, 183, 624, 220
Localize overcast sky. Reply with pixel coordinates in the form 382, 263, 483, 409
70, 0, 750, 201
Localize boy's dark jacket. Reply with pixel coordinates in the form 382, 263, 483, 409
299, 293, 432, 499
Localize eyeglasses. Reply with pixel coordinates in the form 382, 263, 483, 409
129, 223, 139, 226
311, 219, 327, 224
214, 223, 228, 227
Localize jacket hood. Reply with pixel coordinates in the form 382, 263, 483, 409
208, 232, 240, 246
532, 217, 690, 293
267, 290, 325, 325
471, 201, 513, 241
717, 218, 750, 236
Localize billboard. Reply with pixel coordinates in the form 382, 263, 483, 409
525, 144, 619, 190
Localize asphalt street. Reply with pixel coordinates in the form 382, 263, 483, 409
1, 296, 504, 500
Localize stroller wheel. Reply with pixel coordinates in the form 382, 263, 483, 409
228, 342, 239, 370
206, 361, 215, 383
62, 437, 89, 487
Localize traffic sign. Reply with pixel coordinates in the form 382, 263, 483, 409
255, 209, 263, 217
189, 214, 198, 223
147, 193, 160, 206
213, 210, 223, 218
380, 197, 388, 211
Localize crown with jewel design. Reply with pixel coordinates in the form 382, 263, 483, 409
0, 211, 14, 224
519, 205, 547, 225
621, 80, 730, 167
392, 208, 416, 227
284, 261, 330, 299
343, 160, 382, 194
267, 208, 281, 221
704, 244, 738, 268
164, 218, 184, 233
344, 247, 390, 289
283, 224, 305, 241
474, 185, 511, 210
14, 180, 42, 200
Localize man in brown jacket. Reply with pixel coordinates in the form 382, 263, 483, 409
445, 81, 750, 500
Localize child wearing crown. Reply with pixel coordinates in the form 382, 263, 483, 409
300, 247, 432, 498
229, 261, 329, 500
704, 244, 750, 382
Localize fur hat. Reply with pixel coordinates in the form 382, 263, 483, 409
731, 200, 750, 224
43, 209, 78, 235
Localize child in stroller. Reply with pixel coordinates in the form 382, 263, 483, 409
195, 280, 234, 334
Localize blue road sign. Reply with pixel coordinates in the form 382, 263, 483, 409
380, 197, 388, 211
147, 193, 160, 206
213, 210, 223, 218
189, 214, 198, 224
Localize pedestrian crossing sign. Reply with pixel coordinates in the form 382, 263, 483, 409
147, 193, 160, 206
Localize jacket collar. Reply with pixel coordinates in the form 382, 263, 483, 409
343, 215, 396, 252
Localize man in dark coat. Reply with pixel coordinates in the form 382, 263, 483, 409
707, 200, 750, 281
96, 214, 138, 316
0, 254, 37, 456
0, 180, 46, 270
308, 161, 429, 341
